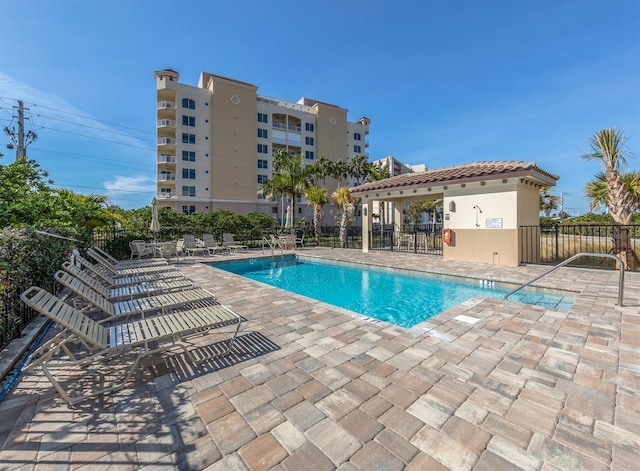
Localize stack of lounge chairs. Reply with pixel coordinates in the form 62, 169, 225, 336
20, 246, 243, 405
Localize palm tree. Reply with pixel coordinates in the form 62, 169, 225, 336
331, 160, 349, 187
368, 162, 391, 234
347, 154, 370, 185
305, 185, 328, 245
581, 128, 637, 268
332, 187, 356, 248
586, 171, 640, 214
269, 149, 314, 228
310, 156, 333, 187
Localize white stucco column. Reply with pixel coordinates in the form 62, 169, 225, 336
361, 199, 373, 252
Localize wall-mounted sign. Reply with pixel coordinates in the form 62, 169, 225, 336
485, 218, 503, 228
445, 214, 450, 220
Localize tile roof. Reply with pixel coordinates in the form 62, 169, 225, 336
350, 160, 559, 194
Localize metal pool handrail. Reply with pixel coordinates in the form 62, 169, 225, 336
505, 252, 625, 306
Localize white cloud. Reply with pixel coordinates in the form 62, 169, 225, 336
104, 175, 156, 208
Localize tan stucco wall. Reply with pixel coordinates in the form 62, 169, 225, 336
209, 78, 258, 202
441, 179, 541, 266
443, 229, 519, 266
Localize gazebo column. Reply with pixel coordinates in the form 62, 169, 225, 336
361, 199, 373, 252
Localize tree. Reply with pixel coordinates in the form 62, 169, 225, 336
0, 158, 54, 228
332, 187, 356, 248
305, 185, 328, 245
331, 160, 349, 187
368, 162, 391, 233
586, 171, 640, 214
268, 149, 314, 228
347, 155, 370, 185
51, 189, 122, 229
309, 156, 333, 187
539, 189, 560, 217
581, 128, 637, 269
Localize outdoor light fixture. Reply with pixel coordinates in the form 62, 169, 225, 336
473, 205, 483, 227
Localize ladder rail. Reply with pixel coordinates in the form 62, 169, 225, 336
505, 252, 625, 306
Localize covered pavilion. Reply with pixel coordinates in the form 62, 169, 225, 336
350, 161, 559, 266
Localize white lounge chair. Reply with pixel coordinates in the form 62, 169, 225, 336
21, 286, 242, 405
203, 233, 229, 255
62, 262, 194, 300
85, 249, 178, 276
54, 270, 216, 321
70, 255, 184, 287
183, 234, 210, 256
222, 233, 248, 252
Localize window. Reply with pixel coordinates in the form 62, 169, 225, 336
257, 128, 268, 138
182, 205, 196, 215
182, 186, 196, 197
160, 188, 172, 196
257, 112, 268, 123
257, 193, 265, 200
257, 159, 268, 169
354, 132, 361, 141
182, 151, 196, 161
182, 168, 196, 179
257, 144, 268, 154
305, 122, 314, 132
257, 174, 268, 184
305, 151, 315, 160
182, 98, 195, 109
272, 207, 278, 214
182, 115, 196, 127
305, 137, 314, 146
354, 145, 362, 153
182, 133, 196, 144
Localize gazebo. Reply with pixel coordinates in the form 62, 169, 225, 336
350, 161, 559, 267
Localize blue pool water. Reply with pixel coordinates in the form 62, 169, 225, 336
212, 257, 574, 328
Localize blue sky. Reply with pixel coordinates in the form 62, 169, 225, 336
0, 0, 638, 213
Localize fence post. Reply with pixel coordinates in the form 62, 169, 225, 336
554, 224, 559, 262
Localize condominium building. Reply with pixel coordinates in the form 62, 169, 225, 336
155, 69, 370, 221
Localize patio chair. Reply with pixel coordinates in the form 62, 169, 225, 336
21, 286, 242, 405
70, 255, 184, 287
222, 233, 248, 252
202, 233, 229, 255
129, 240, 154, 259
182, 234, 210, 257
294, 230, 305, 249
61, 261, 194, 300
54, 270, 216, 321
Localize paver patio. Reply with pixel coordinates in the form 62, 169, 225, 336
0, 248, 638, 470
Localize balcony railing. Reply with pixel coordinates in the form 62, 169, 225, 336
157, 119, 176, 127
158, 174, 176, 182
157, 193, 176, 199
157, 137, 176, 145
272, 122, 302, 132
158, 154, 176, 164
157, 101, 176, 110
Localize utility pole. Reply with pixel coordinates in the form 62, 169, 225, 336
4, 100, 38, 161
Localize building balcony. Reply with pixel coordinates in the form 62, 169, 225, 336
157, 101, 176, 110
157, 137, 176, 146
158, 154, 176, 164
272, 122, 301, 132
157, 193, 176, 199
158, 174, 176, 182
157, 119, 176, 128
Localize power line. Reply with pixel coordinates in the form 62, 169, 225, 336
0, 96, 154, 135
31, 111, 156, 142
30, 147, 153, 172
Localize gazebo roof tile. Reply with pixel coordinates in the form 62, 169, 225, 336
350, 161, 558, 193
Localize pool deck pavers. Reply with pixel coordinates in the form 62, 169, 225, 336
0, 248, 639, 470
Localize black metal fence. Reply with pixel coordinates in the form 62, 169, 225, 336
0, 280, 58, 350
369, 224, 443, 255
520, 224, 640, 270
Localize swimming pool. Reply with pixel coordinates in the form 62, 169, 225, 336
211, 256, 574, 328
